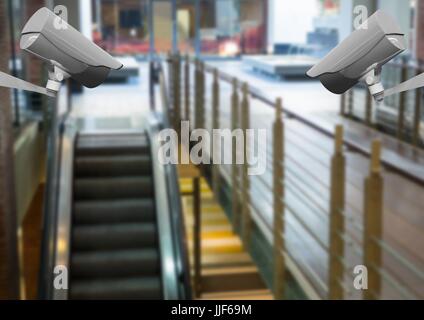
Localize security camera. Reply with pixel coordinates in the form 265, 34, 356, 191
0, 7, 122, 97
307, 10, 424, 102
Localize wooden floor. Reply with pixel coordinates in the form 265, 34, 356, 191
20, 185, 44, 300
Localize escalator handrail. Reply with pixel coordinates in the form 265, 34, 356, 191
149, 57, 192, 300
38, 82, 74, 299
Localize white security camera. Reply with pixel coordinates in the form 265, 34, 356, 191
0, 7, 123, 97
308, 10, 424, 102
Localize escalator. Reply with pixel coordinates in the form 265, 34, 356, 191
39, 111, 191, 300
70, 133, 161, 299
38, 58, 191, 300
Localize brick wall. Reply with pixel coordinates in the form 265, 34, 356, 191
25, 0, 45, 85
0, 0, 20, 299
25, 0, 46, 113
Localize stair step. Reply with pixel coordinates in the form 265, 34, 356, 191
75, 155, 151, 178
76, 135, 149, 157
71, 249, 160, 278
74, 199, 155, 225
70, 277, 162, 300
74, 177, 153, 200
200, 252, 253, 269
200, 289, 273, 300
201, 266, 266, 293
188, 237, 243, 254
72, 223, 157, 251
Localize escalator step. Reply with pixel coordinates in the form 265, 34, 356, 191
69, 133, 165, 299
76, 135, 149, 157
73, 223, 157, 251
71, 249, 160, 278
74, 177, 153, 200
70, 277, 162, 300
74, 199, 155, 225
75, 155, 152, 178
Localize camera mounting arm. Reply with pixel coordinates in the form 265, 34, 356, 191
363, 66, 424, 102
363, 67, 384, 102
0, 71, 55, 97
383, 71, 424, 98
0, 65, 69, 98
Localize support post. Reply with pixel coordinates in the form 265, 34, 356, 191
167, 52, 174, 124
148, 0, 154, 58
328, 125, 346, 300
365, 90, 372, 126
171, 0, 178, 53
231, 78, 241, 232
193, 177, 201, 298
398, 62, 408, 140
363, 140, 383, 300
193, 59, 199, 131
241, 83, 251, 247
185, 55, 190, 122
173, 53, 181, 132
199, 62, 205, 130
413, 69, 422, 147
195, 61, 204, 131
348, 89, 354, 118
212, 68, 220, 198
340, 93, 346, 116
194, 0, 200, 57
273, 98, 285, 299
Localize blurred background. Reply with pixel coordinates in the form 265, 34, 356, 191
1, 0, 424, 301
3, 0, 422, 127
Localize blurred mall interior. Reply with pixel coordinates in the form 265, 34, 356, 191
0, 0, 423, 300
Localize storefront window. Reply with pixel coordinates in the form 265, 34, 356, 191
199, 0, 266, 57
93, 0, 151, 56
93, 0, 265, 57
318, 0, 340, 16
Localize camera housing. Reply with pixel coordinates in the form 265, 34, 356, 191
20, 7, 123, 89
307, 10, 406, 101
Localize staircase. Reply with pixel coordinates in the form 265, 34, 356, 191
69, 133, 163, 299
180, 178, 273, 300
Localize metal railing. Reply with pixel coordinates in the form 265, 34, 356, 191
342, 58, 423, 148
150, 58, 192, 300
166, 53, 424, 300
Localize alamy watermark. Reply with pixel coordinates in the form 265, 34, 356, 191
158, 121, 268, 176
53, 265, 68, 290
353, 265, 368, 291
53, 5, 68, 30
354, 5, 369, 30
